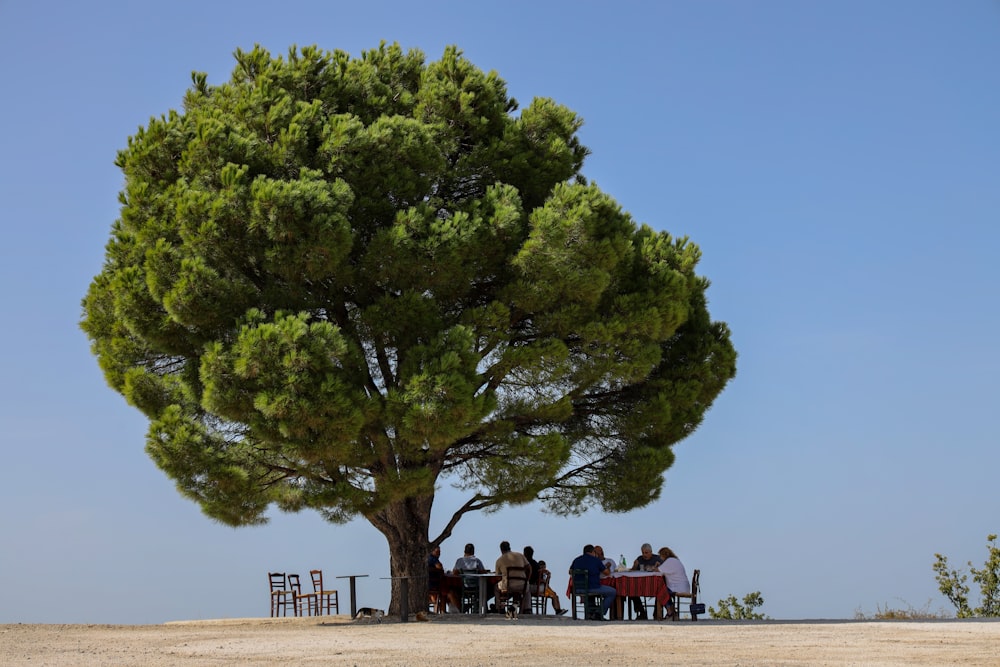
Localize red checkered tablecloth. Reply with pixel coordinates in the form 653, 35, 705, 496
565, 572, 670, 608
605, 573, 671, 608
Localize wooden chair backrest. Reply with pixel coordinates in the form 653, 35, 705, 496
460, 570, 480, 591
268, 572, 286, 592
505, 566, 528, 592
571, 568, 590, 594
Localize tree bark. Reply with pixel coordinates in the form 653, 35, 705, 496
370, 494, 434, 616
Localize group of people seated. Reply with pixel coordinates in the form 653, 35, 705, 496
571, 542, 690, 621
426, 541, 568, 615
426, 540, 689, 621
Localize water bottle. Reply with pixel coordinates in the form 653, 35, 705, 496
620, 554, 627, 570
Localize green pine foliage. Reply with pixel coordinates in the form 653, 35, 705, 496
81, 42, 736, 608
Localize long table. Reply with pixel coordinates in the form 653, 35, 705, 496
566, 571, 670, 619
442, 573, 501, 615
606, 572, 670, 619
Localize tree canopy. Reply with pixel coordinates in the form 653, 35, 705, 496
81, 42, 736, 610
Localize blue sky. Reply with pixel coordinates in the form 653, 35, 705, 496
1, 0, 998, 623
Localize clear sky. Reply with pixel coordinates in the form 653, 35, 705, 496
1, 0, 998, 624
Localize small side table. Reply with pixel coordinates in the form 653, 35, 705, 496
335, 574, 369, 618
380, 576, 411, 622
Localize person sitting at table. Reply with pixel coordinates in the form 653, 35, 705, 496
524, 545, 541, 596
427, 545, 443, 611
452, 543, 486, 573
569, 544, 616, 621
524, 546, 568, 615
534, 559, 569, 615
656, 546, 690, 616
427, 545, 459, 613
594, 545, 617, 573
495, 541, 531, 615
628, 542, 664, 620
451, 543, 488, 612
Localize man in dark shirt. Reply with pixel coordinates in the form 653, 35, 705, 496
569, 544, 616, 620
428, 545, 443, 572
628, 542, 664, 619
427, 545, 457, 612
524, 545, 541, 589
525, 545, 568, 615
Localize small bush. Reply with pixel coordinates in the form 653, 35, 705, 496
933, 533, 1000, 618
854, 599, 951, 620
709, 591, 768, 620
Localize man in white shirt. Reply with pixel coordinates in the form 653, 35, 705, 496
594, 545, 617, 573
453, 543, 486, 573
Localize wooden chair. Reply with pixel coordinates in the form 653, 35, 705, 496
570, 569, 601, 620
459, 570, 480, 613
288, 573, 317, 617
633, 581, 660, 620
309, 570, 339, 615
269, 572, 294, 617
669, 569, 702, 621
496, 566, 529, 618
427, 567, 445, 614
531, 570, 551, 615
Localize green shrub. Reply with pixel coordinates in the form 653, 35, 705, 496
933, 533, 1000, 618
709, 591, 768, 620
854, 599, 950, 620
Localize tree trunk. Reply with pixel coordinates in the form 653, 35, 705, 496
370, 494, 434, 617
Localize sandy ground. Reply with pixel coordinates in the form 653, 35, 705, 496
3, 615, 999, 666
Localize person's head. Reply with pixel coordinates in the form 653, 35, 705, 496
464, 543, 475, 555
583, 544, 595, 555
430, 546, 441, 557
640, 543, 654, 558
658, 547, 678, 560
538, 560, 547, 569
524, 545, 534, 558
499, 540, 511, 553
594, 545, 605, 559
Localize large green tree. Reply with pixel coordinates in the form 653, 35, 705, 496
81, 43, 736, 613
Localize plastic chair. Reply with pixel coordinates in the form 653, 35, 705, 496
310, 569, 340, 615
269, 572, 294, 617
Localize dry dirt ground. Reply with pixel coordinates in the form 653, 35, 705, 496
3, 615, 999, 666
